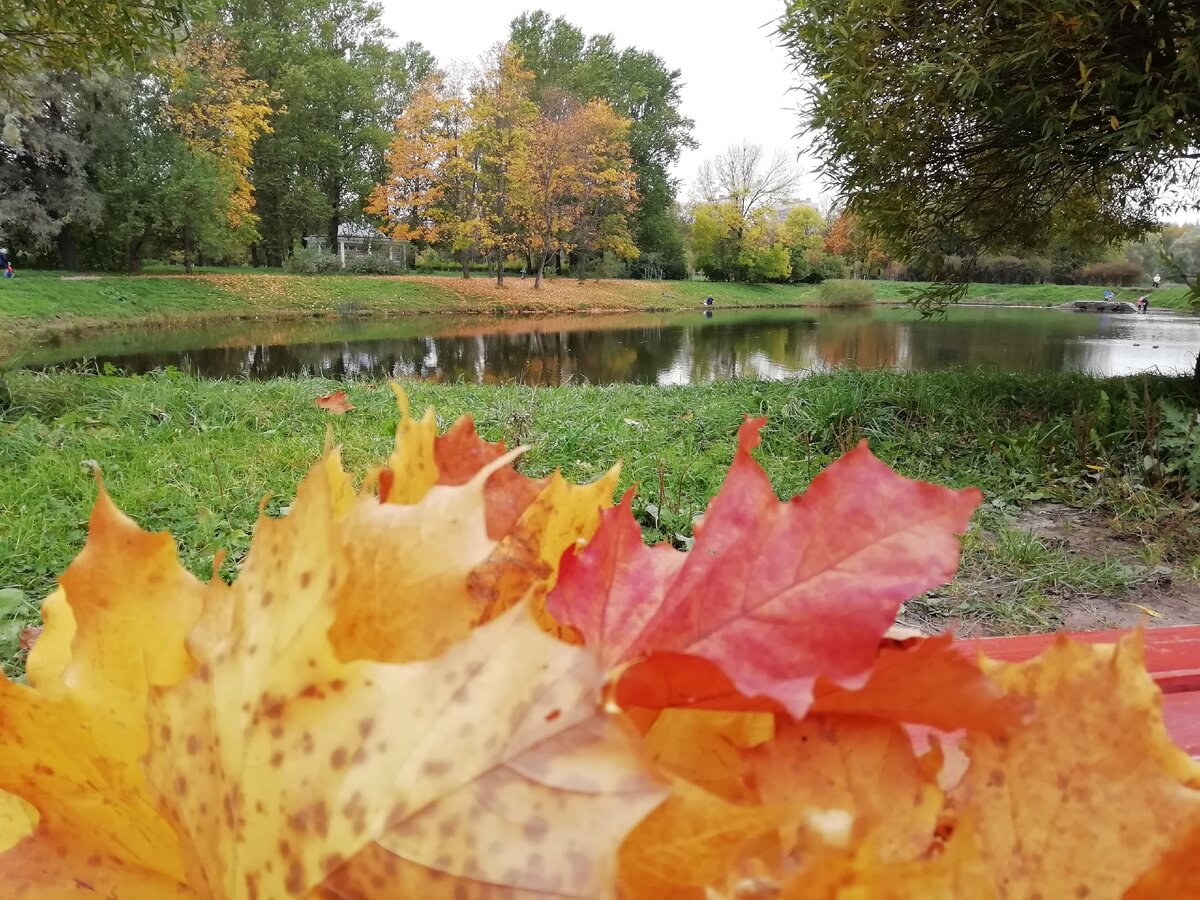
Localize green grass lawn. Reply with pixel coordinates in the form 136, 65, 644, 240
2, 367, 1197, 672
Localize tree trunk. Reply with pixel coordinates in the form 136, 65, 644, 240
460, 248, 471, 279
55, 225, 80, 271
128, 236, 145, 274
327, 211, 340, 259
495, 253, 505, 287
534, 254, 545, 289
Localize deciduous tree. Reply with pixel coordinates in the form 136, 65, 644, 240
0, 0, 184, 88
513, 95, 639, 288
470, 45, 537, 286
778, 0, 1200, 271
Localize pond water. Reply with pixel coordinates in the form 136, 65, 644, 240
11, 306, 1200, 385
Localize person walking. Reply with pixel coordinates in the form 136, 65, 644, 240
0, 247, 11, 279
1153, 273, 1161, 289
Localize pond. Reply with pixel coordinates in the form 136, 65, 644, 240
11, 306, 1200, 385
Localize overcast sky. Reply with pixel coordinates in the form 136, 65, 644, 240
377, 0, 825, 202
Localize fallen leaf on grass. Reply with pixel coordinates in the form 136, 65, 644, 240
315, 390, 354, 414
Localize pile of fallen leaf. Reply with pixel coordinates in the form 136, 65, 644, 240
1, 390, 1197, 899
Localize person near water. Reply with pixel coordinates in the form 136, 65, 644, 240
1153, 273, 1161, 289
1137, 294, 1150, 313
0, 247, 11, 279
705, 295, 714, 306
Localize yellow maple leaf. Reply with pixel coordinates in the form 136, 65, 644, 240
0, 487, 202, 896
954, 634, 1200, 898
1, 415, 663, 898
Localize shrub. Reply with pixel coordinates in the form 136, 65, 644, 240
1073, 261, 1145, 287
344, 254, 405, 275
414, 247, 444, 272
817, 278, 875, 306
283, 248, 340, 275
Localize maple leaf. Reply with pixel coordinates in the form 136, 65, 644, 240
2, 440, 661, 897
779, 824, 997, 900
548, 419, 980, 717
952, 634, 1200, 898
315, 390, 354, 414
748, 714, 944, 864
143, 453, 665, 898
333, 388, 617, 660
619, 777, 795, 900
614, 634, 1023, 736
639, 709, 774, 803
0, 487, 203, 897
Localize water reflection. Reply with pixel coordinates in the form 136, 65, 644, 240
13, 307, 1200, 384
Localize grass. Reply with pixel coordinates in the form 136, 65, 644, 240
1, 271, 1193, 360
2, 366, 1197, 672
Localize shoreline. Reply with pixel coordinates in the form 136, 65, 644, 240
7, 297, 1191, 363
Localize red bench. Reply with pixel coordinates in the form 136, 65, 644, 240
954, 626, 1200, 756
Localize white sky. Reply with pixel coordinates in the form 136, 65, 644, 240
377, 0, 826, 203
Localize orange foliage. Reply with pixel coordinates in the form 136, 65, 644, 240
2, 390, 1198, 898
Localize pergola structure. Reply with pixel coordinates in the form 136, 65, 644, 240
304, 223, 409, 268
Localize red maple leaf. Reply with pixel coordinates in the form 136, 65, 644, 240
547, 418, 981, 717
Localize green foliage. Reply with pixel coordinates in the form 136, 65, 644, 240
0, 72, 104, 267
1152, 402, 1200, 496
343, 254, 405, 275
779, 0, 1200, 266
197, 0, 436, 265
0, 1, 184, 87
817, 279, 875, 307
282, 248, 341, 275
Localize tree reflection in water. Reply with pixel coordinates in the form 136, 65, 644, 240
22, 307, 1200, 383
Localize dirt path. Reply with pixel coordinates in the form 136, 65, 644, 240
905, 501, 1200, 637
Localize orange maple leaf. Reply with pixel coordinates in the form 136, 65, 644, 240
549, 418, 980, 717
315, 390, 354, 414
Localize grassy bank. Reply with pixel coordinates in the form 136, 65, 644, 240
1, 272, 1193, 357
2, 368, 1198, 671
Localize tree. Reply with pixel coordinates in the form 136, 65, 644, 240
165, 28, 273, 271
471, 45, 538, 286
694, 141, 800, 220
199, 0, 434, 264
0, 72, 103, 269
513, 95, 639, 288
367, 76, 455, 246
0, 0, 184, 87
777, 0, 1200, 268
367, 71, 481, 277
509, 11, 696, 273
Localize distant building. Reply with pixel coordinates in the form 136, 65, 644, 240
304, 222, 409, 268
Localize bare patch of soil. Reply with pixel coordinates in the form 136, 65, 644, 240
918, 502, 1200, 636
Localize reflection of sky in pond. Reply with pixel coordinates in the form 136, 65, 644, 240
11, 306, 1200, 385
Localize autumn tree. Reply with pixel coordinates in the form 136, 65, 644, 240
165, 29, 273, 272
509, 11, 696, 276
368, 71, 482, 277
367, 77, 453, 246
470, 45, 538, 286
514, 95, 639, 288
199, 0, 435, 263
